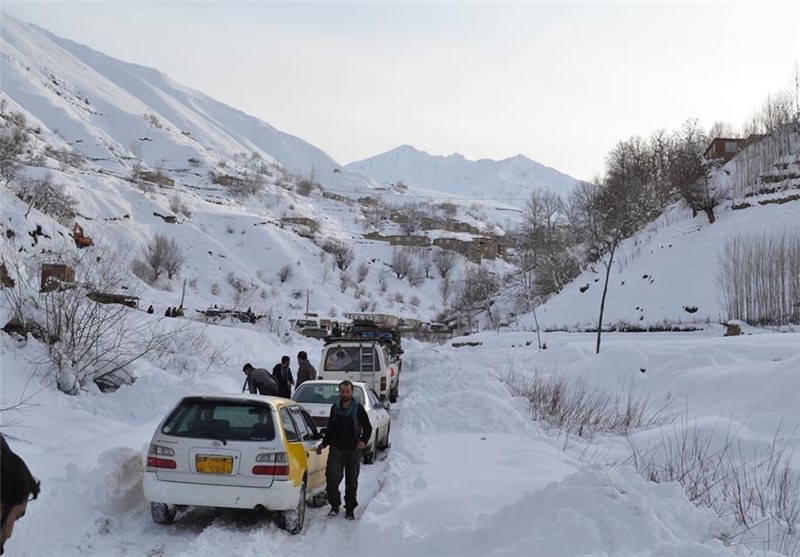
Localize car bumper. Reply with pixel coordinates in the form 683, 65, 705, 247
143, 473, 301, 511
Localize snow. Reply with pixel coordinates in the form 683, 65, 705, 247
1, 12, 799, 557
5, 327, 798, 556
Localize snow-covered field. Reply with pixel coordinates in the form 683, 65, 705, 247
3, 325, 798, 556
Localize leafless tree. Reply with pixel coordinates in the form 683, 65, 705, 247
15, 175, 77, 224
2, 244, 182, 394
322, 239, 354, 271
452, 265, 499, 329
389, 247, 415, 280
145, 234, 184, 281
433, 248, 458, 278
355, 262, 370, 283
568, 181, 634, 353
717, 228, 800, 326
0, 112, 29, 185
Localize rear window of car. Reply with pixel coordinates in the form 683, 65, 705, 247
161, 399, 276, 442
323, 346, 378, 372
293, 383, 365, 406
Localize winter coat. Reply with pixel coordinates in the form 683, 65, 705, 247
296, 360, 317, 388
272, 364, 294, 398
247, 367, 278, 396
321, 401, 372, 451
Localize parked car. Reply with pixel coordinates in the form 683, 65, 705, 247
143, 394, 327, 534
292, 380, 390, 464
319, 338, 399, 402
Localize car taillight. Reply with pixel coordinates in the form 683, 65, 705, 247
147, 456, 177, 469
391, 367, 395, 377
253, 452, 289, 476
147, 444, 176, 469
380, 377, 387, 391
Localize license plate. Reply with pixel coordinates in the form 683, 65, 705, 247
196, 455, 233, 474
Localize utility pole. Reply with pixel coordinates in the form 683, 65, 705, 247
305, 289, 310, 318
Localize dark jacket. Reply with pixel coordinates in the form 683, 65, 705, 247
321, 402, 371, 451
247, 367, 278, 396
296, 360, 317, 388
272, 363, 294, 398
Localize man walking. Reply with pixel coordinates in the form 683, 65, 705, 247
272, 355, 294, 398
242, 363, 279, 396
295, 351, 317, 388
316, 380, 372, 520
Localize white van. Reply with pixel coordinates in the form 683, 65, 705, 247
318, 339, 399, 402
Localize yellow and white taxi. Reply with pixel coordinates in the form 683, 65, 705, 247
143, 394, 327, 534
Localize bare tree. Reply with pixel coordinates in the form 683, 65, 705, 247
2, 244, 182, 394
433, 248, 458, 278
322, 239, 354, 271
145, 234, 184, 281
356, 262, 369, 283
15, 175, 77, 224
389, 247, 414, 279
568, 181, 633, 353
452, 265, 499, 330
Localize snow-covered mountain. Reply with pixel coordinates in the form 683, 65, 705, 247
1, 16, 338, 176
346, 144, 581, 200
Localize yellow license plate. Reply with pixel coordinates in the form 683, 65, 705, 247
196, 455, 233, 474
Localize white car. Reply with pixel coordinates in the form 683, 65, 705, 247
291, 380, 391, 464
319, 340, 399, 402
143, 394, 327, 534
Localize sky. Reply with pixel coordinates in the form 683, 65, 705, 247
2, 1, 799, 181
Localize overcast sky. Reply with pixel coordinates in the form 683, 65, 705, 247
2, 2, 798, 180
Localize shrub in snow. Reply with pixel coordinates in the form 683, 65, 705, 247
0, 118, 28, 185
389, 247, 414, 279
277, 264, 293, 284
210, 282, 221, 296
433, 248, 458, 278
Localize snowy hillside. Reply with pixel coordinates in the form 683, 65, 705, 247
1, 16, 339, 176
346, 144, 580, 200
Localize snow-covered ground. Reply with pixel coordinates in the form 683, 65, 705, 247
3, 326, 798, 556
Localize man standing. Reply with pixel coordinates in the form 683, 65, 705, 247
242, 363, 278, 396
316, 380, 372, 520
295, 351, 317, 388
272, 355, 294, 398
1, 435, 41, 555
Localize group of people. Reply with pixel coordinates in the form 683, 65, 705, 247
241, 353, 372, 521
1, 435, 40, 554
241, 351, 317, 397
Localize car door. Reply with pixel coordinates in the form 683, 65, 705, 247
278, 406, 306, 488
290, 406, 325, 494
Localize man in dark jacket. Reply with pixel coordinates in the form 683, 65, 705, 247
242, 363, 278, 396
1, 435, 41, 555
272, 355, 294, 398
295, 351, 317, 388
316, 380, 372, 520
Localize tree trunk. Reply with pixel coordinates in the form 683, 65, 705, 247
703, 207, 716, 224
596, 247, 616, 354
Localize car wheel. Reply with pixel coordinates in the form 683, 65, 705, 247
363, 437, 377, 465
278, 483, 306, 534
389, 385, 398, 404
151, 502, 176, 525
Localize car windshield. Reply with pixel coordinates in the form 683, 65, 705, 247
161, 399, 276, 442
293, 383, 365, 406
